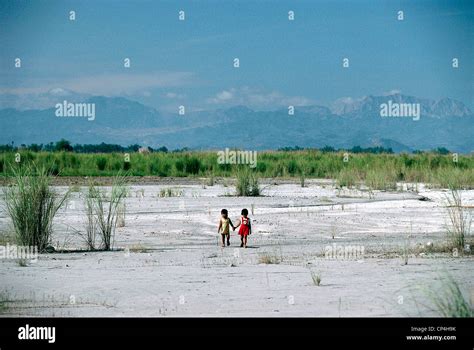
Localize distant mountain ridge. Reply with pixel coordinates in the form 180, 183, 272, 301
330, 94, 472, 118
1, 93, 473, 152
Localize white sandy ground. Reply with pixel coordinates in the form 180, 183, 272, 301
0, 180, 473, 317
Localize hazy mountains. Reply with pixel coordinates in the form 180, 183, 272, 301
1, 93, 473, 152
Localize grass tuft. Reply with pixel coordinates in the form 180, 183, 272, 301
258, 252, 281, 264
310, 271, 322, 286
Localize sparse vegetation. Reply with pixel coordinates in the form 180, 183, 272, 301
159, 188, 183, 197
4, 164, 70, 252
258, 252, 281, 264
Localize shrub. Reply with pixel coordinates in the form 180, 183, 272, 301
96, 157, 107, 171
184, 157, 201, 175
123, 161, 131, 171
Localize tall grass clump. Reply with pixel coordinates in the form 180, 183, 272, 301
4, 164, 69, 252
434, 168, 474, 190
365, 168, 398, 191
336, 167, 358, 188
236, 169, 260, 196
423, 273, 473, 317
82, 186, 98, 250
445, 189, 471, 250
85, 173, 128, 250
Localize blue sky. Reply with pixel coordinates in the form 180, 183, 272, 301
0, 0, 472, 112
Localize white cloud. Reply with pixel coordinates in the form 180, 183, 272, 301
207, 89, 234, 103
48, 88, 72, 96
206, 87, 313, 109
0, 71, 194, 96
382, 89, 402, 96
216, 90, 234, 101
164, 92, 185, 99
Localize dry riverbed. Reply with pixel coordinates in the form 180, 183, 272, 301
0, 179, 473, 316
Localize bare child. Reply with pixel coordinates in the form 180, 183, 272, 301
218, 209, 235, 247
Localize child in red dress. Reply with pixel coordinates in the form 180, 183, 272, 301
234, 208, 252, 248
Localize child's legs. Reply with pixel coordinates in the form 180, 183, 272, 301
221, 234, 226, 245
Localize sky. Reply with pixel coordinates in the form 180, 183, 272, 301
0, 0, 472, 112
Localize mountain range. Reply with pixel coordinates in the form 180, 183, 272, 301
1, 93, 473, 152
